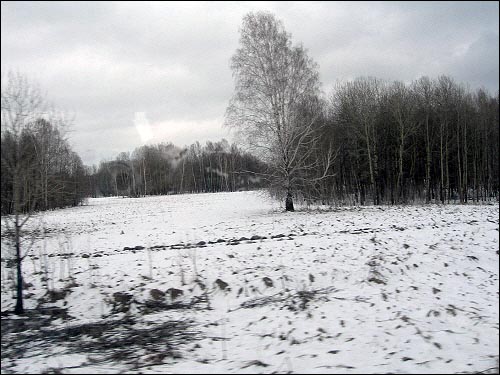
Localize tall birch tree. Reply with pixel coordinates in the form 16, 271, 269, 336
226, 11, 331, 211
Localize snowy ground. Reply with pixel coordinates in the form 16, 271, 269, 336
1, 191, 499, 374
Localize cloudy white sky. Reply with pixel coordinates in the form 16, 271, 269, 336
2, 1, 499, 166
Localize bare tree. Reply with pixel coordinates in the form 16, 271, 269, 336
388, 81, 418, 202
1, 71, 46, 314
331, 78, 384, 204
412, 77, 435, 203
226, 11, 332, 211
434, 76, 455, 203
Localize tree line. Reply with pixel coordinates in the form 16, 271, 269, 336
319, 76, 499, 206
86, 139, 266, 197
1, 73, 87, 216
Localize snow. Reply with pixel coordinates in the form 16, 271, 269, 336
1, 191, 499, 374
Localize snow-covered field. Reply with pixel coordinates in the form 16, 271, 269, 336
1, 191, 499, 374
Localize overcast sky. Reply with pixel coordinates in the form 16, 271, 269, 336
2, 1, 499, 166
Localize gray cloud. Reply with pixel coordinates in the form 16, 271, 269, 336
2, 1, 498, 165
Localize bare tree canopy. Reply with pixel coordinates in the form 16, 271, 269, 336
226, 11, 333, 211
1, 72, 87, 314
328, 75, 499, 205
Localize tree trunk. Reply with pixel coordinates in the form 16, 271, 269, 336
364, 122, 377, 205
425, 114, 431, 203
463, 116, 468, 203
180, 158, 185, 193
440, 122, 445, 203
397, 131, 404, 203
285, 191, 294, 211
445, 129, 450, 203
142, 158, 147, 196
457, 110, 463, 203
131, 162, 137, 197
14, 215, 24, 315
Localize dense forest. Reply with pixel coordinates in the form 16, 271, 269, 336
314, 76, 499, 206
227, 76, 499, 207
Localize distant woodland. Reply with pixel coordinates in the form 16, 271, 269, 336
86, 140, 267, 198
